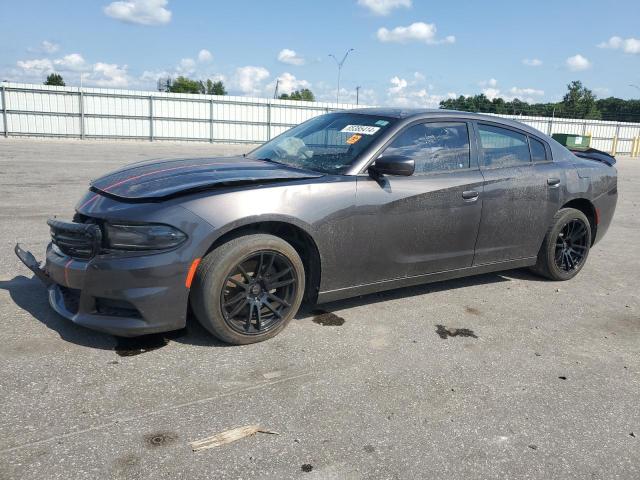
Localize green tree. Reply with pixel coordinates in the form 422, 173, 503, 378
596, 97, 640, 122
279, 88, 315, 101
561, 80, 601, 119
440, 84, 640, 121
167, 77, 228, 95
205, 79, 227, 95
44, 73, 65, 86
168, 76, 202, 94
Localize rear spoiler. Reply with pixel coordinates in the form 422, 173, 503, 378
570, 147, 616, 166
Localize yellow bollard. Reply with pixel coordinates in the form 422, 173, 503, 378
635, 136, 640, 157
611, 136, 618, 156
632, 137, 638, 157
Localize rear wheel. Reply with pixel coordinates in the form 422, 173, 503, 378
530, 208, 591, 281
191, 234, 305, 344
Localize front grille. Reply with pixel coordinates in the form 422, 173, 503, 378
48, 218, 102, 259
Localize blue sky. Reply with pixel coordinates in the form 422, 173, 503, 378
1, 0, 639, 106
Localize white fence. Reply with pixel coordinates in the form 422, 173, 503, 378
1, 82, 639, 155
0, 82, 357, 144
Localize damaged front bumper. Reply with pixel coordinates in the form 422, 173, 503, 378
14, 241, 191, 337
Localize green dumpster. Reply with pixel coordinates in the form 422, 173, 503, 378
552, 133, 591, 149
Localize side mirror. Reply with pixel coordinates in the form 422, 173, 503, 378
369, 154, 415, 177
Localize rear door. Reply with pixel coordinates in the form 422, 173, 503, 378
473, 122, 561, 264
353, 120, 484, 284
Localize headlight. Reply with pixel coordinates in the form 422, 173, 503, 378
104, 223, 187, 251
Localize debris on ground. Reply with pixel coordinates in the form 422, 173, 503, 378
301, 464, 313, 472
189, 425, 279, 452
435, 325, 478, 339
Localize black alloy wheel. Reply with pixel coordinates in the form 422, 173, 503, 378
531, 207, 592, 281
221, 251, 297, 335
554, 219, 589, 272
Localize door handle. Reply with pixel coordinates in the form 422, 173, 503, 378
547, 178, 561, 187
462, 190, 480, 201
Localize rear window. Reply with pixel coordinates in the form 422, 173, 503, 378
478, 124, 531, 168
529, 137, 548, 162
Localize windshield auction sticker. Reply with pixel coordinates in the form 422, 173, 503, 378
346, 134, 362, 144
340, 125, 380, 135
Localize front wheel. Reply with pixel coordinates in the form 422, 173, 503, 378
530, 208, 592, 281
191, 234, 305, 345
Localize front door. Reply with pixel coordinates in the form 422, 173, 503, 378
353, 120, 484, 285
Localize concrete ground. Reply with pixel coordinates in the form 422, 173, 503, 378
0, 138, 638, 480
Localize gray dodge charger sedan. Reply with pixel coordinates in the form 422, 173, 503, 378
16, 109, 618, 344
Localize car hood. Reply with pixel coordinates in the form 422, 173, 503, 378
90, 156, 324, 201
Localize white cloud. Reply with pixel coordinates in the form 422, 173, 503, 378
104, 0, 171, 25
522, 58, 542, 67
269, 72, 311, 95
377, 22, 455, 45
479, 84, 544, 103
139, 69, 171, 84
177, 57, 196, 74
388, 76, 408, 95
479, 78, 498, 88
197, 49, 212, 62
482, 87, 501, 101
89, 63, 129, 87
357, 0, 411, 16
598, 36, 640, 54
385, 75, 444, 107
54, 53, 87, 71
16, 58, 54, 75
42, 41, 60, 54
509, 86, 544, 97
277, 49, 305, 66
232, 66, 270, 95
15, 53, 129, 87
16, 53, 88, 77
566, 54, 591, 71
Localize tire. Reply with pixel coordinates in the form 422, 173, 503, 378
191, 234, 305, 345
530, 208, 592, 281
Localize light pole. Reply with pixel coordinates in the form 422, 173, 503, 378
329, 48, 354, 106
356, 86, 361, 105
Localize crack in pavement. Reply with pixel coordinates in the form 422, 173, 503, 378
0, 371, 314, 454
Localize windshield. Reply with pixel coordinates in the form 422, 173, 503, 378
247, 113, 396, 174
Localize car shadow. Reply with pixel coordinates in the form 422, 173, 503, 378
0, 275, 115, 350
2, 268, 546, 350
0, 275, 232, 351
295, 268, 542, 320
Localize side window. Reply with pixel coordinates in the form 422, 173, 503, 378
383, 122, 470, 174
529, 137, 548, 162
478, 124, 531, 168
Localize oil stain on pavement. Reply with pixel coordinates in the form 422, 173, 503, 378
436, 324, 478, 339
114, 328, 187, 356
312, 310, 345, 326
144, 432, 178, 448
